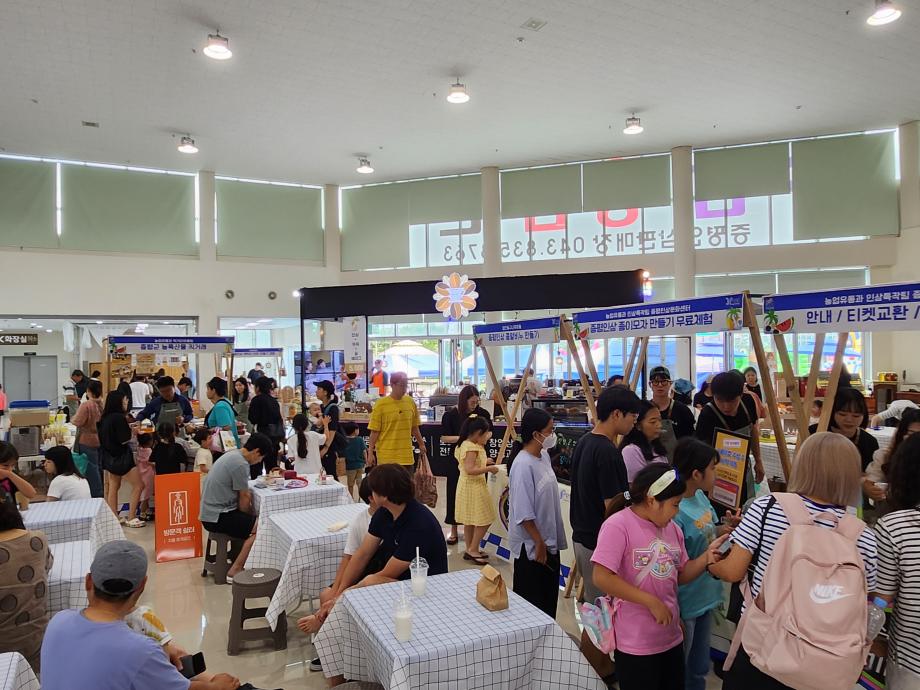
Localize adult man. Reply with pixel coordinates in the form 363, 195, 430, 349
135, 376, 193, 426
695, 370, 764, 501
569, 385, 640, 681
247, 363, 264, 383
648, 366, 696, 457
871, 398, 919, 427
71, 369, 88, 399
40, 540, 240, 690
129, 375, 150, 410
367, 371, 428, 472
521, 367, 541, 409
370, 359, 389, 396
177, 376, 194, 399
199, 433, 274, 577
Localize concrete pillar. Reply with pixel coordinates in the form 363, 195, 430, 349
670, 146, 695, 299
324, 184, 342, 274
481, 166, 502, 277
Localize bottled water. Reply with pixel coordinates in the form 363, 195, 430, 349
867, 597, 888, 641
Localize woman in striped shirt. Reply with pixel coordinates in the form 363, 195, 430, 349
709, 432, 877, 689
875, 433, 920, 690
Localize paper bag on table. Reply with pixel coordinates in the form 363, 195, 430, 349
476, 564, 508, 611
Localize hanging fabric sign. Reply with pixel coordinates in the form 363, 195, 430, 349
473, 317, 561, 346
109, 336, 235, 354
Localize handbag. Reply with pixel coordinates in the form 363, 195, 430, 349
413, 456, 438, 508
101, 447, 135, 476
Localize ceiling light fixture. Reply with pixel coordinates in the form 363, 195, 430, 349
623, 114, 644, 135
178, 136, 198, 154
292, 290, 302, 298
95, 320, 103, 324
203, 32, 233, 60
867, 0, 902, 24
356, 158, 374, 174
446, 80, 470, 104
45, 329, 53, 333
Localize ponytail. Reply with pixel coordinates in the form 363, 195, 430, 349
292, 413, 309, 459
457, 414, 489, 446
509, 407, 553, 464
603, 462, 686, 520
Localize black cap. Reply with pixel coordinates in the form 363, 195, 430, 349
649, 366, 671, 381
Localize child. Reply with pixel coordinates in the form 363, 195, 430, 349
672, 438, 738, 690
134, 434, 155, 520
150, 423, 187, 476
591, 463, 728, 690
809, 398, 823, 426
191, 427, 213, 475
0, 441, 37, 507
455, 414, 499, 565
342, 422, 367, 499
288, 413, 328, 476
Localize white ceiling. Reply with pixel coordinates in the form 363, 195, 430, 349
0, 318, 194, 333
1, 0, 918, 186
219, 317, 301, 330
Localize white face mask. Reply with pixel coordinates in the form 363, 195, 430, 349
539, 431, 557, 450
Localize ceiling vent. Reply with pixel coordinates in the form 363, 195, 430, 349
520, 18, 547, 31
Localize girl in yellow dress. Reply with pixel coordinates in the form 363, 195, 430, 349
455, 415, 499, 564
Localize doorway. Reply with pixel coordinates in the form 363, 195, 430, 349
2, 356, 59, 404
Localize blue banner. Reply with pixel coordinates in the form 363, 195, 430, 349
573, 294, 745, 338
473, 317, 561, 346
109, 336, 235, 354
764, 283, 920, 333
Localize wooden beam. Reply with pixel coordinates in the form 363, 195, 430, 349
479, 345, 511, 422
801, 333, 826, 442
561, 318, 599, 423
628, 337, 649, 391
772, 333, 807, 438
563, 558, 580, 599
817, 333, 850, 433
497, 346, 537, 462
579, 337, 603, 396
623, 337, 641, 383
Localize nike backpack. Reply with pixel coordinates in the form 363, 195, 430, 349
725, 492, 871, 690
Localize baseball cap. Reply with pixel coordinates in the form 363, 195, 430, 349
90, 540, 148, 596
649, 366, 671, 381
673, 378, 694, 395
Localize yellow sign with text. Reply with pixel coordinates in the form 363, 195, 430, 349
712, 429, 749, 510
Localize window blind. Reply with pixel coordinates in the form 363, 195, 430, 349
340, 183, 410, 270
582, 155, 671, 211
500, 165, 582, 219
694, 143, 790, 202
0, 158, 57, 249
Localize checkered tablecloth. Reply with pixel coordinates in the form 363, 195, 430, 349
0, 653, 39, 690
48, 540, 91, 615
250, 475, 352, 526
314, 569, 605, 690
246, 503, 368, 630
21, 498, 123, 551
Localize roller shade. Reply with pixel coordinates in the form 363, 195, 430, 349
582, 155, 671, 211
216, 179, 323, 261
649, 278, 675, 301
695, 274, 776, 296
776, 269, 867, 293
341, 183, 410, 270
500, 165, 581, 219
407, 175, 481, 224
60, 165, 196, 254
792, 132, 898, 240
0, 158, 57, 249
694, 143, 790, 201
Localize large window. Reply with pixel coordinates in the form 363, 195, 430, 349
409, 220, 483, 268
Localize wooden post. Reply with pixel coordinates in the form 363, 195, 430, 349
562, 318, 599, 423
103, 338, 111, 396
497, 347, 537, 462
817, 333, 850, 433
772, 334, 807, 438
628, 337, 649, 391
743, 294, 792, 482
623, 337, 641, 383
479, 345, 511, 422
563, 558, 580, 598
579, 338, 603, 396
801, 333, 826, 442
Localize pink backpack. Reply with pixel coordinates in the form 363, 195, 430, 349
725, 493, 871, 690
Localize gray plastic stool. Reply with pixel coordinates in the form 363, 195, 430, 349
227, 568, 286, 655
201, 531, 244, 585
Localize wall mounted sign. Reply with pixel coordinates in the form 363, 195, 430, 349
432, 272, 478, 319
0, 334, 39, 346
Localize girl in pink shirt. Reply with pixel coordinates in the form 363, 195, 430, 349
591, 463, 728, 690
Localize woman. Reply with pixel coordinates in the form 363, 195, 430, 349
0, 498, 52, 673
232, 377, 253, 433
204, 376, 239, 456
97, 390, 144, 527
248, 376, 284, 477
70, 378, 104, 497
315, 380, 345, 479
874, 433, 920, 689
440, 385, 493, 545
865, 408, 920, 507
508, 408, 567, 619
693, 377, 713, 410
620, 400, 667, 482
710, 432, 877, 689
743, 367, 763, 401
43, 446, 91, 501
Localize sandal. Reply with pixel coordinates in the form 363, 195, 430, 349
463, 552, 489, 565
125, 518, 146, 528
446, 535, 458, 545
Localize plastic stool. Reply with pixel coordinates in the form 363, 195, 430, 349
201, 531, 244, 585
227, 568, 286, 656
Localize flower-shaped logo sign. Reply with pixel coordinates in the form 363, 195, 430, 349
433, 272, 478, 320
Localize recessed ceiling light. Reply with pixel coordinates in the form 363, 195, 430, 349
96, 320, 103, 324
447, 80, 470, 104
257, 318, 272, 322
623, 114, 644, 135
45, 329, 53, 333
203, 32, 232, 60
162, 321, 170, 324
867, 0, 901, 24
356, 158, 374, 174
178, 136, 198, 154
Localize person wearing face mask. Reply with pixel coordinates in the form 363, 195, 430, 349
507, 408, 567, 618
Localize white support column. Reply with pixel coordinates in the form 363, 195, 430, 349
481, 166, 502, 277
671, 146, 695, 299
324, 184, 341, 274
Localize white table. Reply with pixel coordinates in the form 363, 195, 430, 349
314, 570, 605, 690
0, 653, 39, 690
48, 540, 91, 615
246, 503, 368, 630
21, 498, 122, 551
761, 426, 897, 481
249, 475, 352, 526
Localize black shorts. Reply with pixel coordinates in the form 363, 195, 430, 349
202, 509, 256, 540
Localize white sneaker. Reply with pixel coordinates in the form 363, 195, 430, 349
125, 518, 146, 528
118, 515, 127, 524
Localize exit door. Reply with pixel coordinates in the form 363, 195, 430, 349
2, 356, 59, 404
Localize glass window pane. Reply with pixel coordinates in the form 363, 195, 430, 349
427, 222, 461, 267
602, 209, 642, 256
409, 224, 427, 267
500, 218, 530, 263
567, 210, 605, 259
696, 333, 725, 385
368, 323, 395, 337
396, 322, 427, 337
607, 338, 625, 381
642, 205, 675, 254
459, 220, 484, 265
528, 215, 564, 262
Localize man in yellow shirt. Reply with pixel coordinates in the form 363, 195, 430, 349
367, 372, 428, 472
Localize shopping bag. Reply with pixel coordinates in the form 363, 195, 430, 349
476, 564, 508, 611
413, 457, 438, 508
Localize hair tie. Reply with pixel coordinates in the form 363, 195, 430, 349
649, 469, 678, 498
469, 413, 478, 418
623, 490, 631, 503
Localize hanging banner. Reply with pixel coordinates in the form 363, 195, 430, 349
234, 348, 283, 358
764, 282, 920, 334
154, 472, 203, 563
109, 336, 235, 355
344, 316, 368, 373
473, 317, 561, 346
573, 293, 745, 339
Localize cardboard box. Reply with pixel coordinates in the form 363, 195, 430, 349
10, 408, 50, 427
